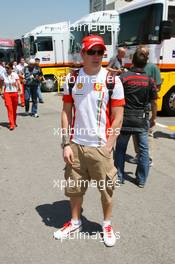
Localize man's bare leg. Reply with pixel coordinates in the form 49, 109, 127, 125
70, 196, 83, 220
53, 196, 83, 239
102, 199, 112, 221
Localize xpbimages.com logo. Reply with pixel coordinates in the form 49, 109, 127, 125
59, 230, 121, 243
57, 73, 121, 84
53, 126, 121, 138
49, 21, 116, 34
53, 178, 121, 191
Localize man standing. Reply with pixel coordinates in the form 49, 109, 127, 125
107, 47, 127, 75
54, 35, 125, 247
115, 50, 157, 187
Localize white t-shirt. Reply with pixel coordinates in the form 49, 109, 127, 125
16, 63, 27, 74
0, 65, 6, 79
63, 67, 125, 147
1, 72, 19, 93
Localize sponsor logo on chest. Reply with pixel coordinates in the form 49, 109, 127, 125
93, 83, 104, 91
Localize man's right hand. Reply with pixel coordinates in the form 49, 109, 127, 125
63, 145, 74, 165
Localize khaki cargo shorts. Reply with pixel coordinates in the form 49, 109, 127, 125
64, 142, 117, 204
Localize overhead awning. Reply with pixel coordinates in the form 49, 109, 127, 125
0, 38, 15, 47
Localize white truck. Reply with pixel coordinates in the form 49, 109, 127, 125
22, 22, 70, 91
118, 0, 175, 115
21, 10, 120, 92
69, 10, 120, 66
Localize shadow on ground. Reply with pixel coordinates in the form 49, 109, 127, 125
36, 200, 102, 235
0, 122, 9, 129
154, 131, 174, 139
17, 112, 29, 117
124, 172, 136, 185
125, 154, 137, 164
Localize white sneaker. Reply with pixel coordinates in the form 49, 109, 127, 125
103, 225, 116, 247
53, 220, 82, 240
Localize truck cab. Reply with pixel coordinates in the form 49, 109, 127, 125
69, 10, 120, 67
118, 0, 175, 115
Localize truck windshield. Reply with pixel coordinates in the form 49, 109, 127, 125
118, 3, 163, 46
70, 24, 112, 53
168, 6, 175, 37
37, 36, 53, 51
0, 48, 15, 62
22, 37, 30, 59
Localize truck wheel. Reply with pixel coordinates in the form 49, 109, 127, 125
163, 87, 175, 116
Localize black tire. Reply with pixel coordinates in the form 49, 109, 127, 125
41, 75, 58, 92
163, 86, 175, 116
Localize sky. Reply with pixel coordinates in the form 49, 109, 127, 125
0, 0, 89, 39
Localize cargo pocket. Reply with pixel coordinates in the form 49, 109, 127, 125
64, 164, 82, 196
106, 167, 117, 197
100, 166, 117, 204
97, 146, 113, 159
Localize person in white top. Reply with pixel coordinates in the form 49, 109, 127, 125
0, 61, 6, 79
53, 35, 125, 247
12, 61, 18, 73
16, 58, 28, 107
0, 62, 22, 130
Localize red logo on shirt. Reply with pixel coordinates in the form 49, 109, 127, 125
94, 83, 103, 91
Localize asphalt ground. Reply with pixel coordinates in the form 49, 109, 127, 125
0, 93, 175, 264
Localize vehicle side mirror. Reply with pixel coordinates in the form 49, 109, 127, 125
160, 20, 173, 40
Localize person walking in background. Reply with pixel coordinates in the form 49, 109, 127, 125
16, 58, 28, 107
0, 60, 6, 78
107, 47, 127, 75
24, 59, 41, 118
131, 45, 162, 166
138, 46, 162, 92
35, 58, 44, 103
115, 50, 157, 187
12, 61, 18, 73
0, 63, 22, 130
